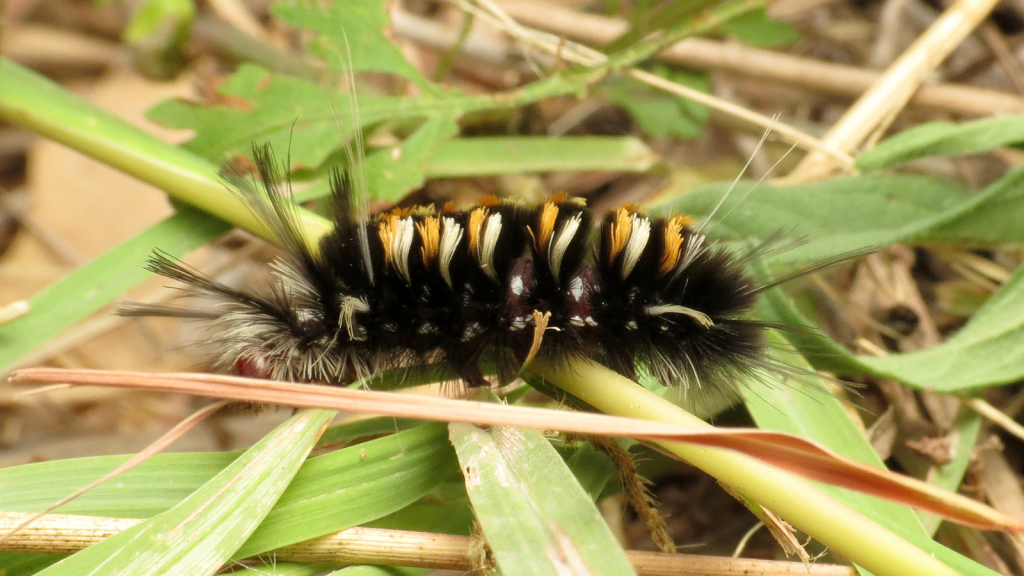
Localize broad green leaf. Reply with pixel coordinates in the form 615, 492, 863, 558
0, 553, 61, 576
424, 136, 659, 176
858, 116, 1024, 171
0, 452, 237, 517
0, 424, 456, 560
744, 336, 997, 576
449, 424, 635, 576
0, 208, 228, 374
922, 166, 1024, 246
317, 417, 421, 447
562, 442, 618, 500
656, 170, 1024, 265
858, 262, 1024, 391
237, 422, 457, 557
31, 409, 334, 576
762, 255, 1024, 392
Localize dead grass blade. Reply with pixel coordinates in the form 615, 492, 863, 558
9, 366, 1023, 533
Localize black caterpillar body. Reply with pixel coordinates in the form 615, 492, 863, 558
123, 145, 801, 394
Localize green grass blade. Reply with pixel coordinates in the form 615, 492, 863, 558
239, 562, 340, 576
423, 136, 658, 176
237, 422, 457, 557
0, 553, 61, 576
744, 335, 996, 576
30, 409, 334, 576
857, 115, 1024, 171
0, 424, 457, 560
0, 208, 228, 373
449, 423, 636, 576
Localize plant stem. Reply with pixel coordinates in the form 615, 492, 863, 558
529, 358, 961, 576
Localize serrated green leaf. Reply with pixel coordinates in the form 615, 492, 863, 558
272, 0, 438, 93
858, 115, 1024, 171
449, 424, 635, 576
0, 208, 229, 374
30, 409, 333, 576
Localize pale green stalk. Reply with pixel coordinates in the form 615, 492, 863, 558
529, 359, 960, 576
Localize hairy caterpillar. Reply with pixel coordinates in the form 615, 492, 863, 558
121, 141, 849, 398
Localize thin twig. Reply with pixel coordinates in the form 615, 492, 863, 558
965, 397, 1024, 445
493, 0, 1022, 118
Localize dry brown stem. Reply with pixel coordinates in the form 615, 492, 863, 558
0, 511, 857, 575
414, 3, 852, 166
495, 0, 1022, 118
788, 0, 1002, 180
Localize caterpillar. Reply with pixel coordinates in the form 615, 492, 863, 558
121, 142, 845, 398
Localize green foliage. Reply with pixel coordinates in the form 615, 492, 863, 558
449, 424, 636, 576
716, 8, 800, 47
657, 169, 1024, 265
600, 66, 710, 139
30, 410, 334, 576
858, 115, 1024, 171
273, 0, 438, 92
0, 0, 1021, 573
858, 263, 1024, 391
745, 335, 988, 575
606, 0, 721, 52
